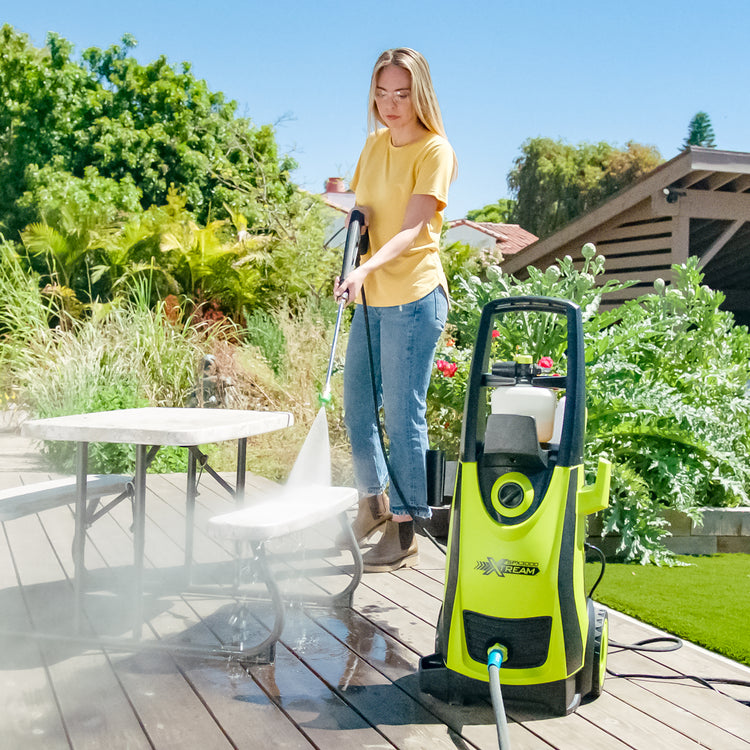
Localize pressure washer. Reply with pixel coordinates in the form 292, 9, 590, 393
418, 296, 612, 742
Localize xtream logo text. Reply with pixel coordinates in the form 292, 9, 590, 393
475, 557, 541, 577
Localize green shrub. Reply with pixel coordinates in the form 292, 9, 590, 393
243, 308, 287, 377
427, 250, 750, 564
584, 260, 750, 563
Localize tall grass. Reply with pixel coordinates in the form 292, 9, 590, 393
0, 234, 351, 480
243, 307, 287, 378
0, 240, 50, 394
6, 274, 214, 473
0, 246, 353, 482
208, 298, 353, 484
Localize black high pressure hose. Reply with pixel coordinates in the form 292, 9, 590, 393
360, 287, 447, 555
333, 211, 444, 552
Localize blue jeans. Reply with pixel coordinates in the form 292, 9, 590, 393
343, 287, 448, 518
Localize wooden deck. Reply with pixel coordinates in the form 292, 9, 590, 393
1, 469, 748, 749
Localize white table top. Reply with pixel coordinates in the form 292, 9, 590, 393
21, 407, 294, 446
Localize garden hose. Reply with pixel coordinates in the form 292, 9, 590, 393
488, 644, 512, 750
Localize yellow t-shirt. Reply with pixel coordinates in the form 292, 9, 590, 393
350, 128, 454, 307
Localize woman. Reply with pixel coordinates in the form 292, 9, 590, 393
334, 48, 456, 572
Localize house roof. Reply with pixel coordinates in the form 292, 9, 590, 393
498, 147, 750, 324
501, 147, 750, 274
447, 219, 538, 255
321, 190, 356, 213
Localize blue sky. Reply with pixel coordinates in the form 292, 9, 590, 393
5, 0, 749, 219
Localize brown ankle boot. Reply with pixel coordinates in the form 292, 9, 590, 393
362, 520, 418, 572
339, 493, 391, 546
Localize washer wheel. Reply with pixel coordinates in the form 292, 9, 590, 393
588, 608, 608, 699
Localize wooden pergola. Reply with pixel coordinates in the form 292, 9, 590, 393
501, 148, 750, 325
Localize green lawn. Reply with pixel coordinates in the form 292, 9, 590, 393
584, 554, 750, 667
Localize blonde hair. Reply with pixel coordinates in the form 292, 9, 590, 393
367, 48, 456, 179
368, 48, 446, 137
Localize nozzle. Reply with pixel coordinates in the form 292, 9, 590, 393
318, 389, 332, 407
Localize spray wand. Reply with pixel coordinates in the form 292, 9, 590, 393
319, 209, 367, 406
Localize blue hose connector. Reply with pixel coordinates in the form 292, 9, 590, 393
488, 643, 508, 669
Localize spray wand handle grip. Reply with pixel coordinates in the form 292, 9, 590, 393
340, 209, 366, 281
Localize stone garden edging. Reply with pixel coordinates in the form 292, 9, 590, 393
587, 507, 750, 556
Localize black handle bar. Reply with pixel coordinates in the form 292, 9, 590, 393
340, 209, 367, 281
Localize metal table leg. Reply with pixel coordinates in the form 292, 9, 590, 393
232, 437, 248, 589
235, 437, 247, 506
185, 447, 197, 581
73, 442, 88, 634
333, 513, 364, 607
230, 540, 285, 664
132, 443, 148, 638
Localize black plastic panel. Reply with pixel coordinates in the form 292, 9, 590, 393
463, 610, 552, 669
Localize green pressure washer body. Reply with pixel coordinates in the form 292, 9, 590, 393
419, 296, 612, 716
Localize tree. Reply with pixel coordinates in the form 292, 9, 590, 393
466, 198, 516, 223
682, 111, 717, 150
507, 137, 663, 238
0, 25, 295, 237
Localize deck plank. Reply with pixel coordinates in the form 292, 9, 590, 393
603, 669, 750, 750
148, 597, 319, 749
73, 476, 319, 749
0, 521, 70, 749
574, 690, 707, 749
5, 509, 151, 749
1, 468, 748, 749
606, 628, 750, 745
251, 603, 480, 749
308, 603, 554, 749
607, 609, 750, 702
60, 511, 241, 750
293, 530, 629, 749
103, 475, 370, 748
143, 493, 383, 749
504, 708, 633, 749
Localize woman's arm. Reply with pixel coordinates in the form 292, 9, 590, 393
334, 193, 438, 303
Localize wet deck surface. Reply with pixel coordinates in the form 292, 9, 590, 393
1, 469, 748, 749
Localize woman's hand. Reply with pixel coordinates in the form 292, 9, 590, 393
346, 205, 370, 232
332, 194, 437, 304
333, 206, 370, 304
334, 265, 368, 306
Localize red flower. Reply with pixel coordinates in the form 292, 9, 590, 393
538, 356, 554, 369
436, 359, 458, 377
491, 330, 500, 338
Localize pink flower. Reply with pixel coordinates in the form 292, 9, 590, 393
538, 356, 554, 369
